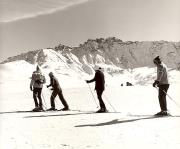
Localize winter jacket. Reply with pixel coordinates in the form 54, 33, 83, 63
156, 62, 169, 85
30, 71, 46, 88
88, 70, 105, 91
48, 76, 62, 91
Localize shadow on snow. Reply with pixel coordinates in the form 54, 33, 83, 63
75, 116, 180, 127
0, 110, 37, 114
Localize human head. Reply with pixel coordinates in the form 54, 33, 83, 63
49, 72, 54, 77
94, 65, 102, 71
153, 56, 161, 66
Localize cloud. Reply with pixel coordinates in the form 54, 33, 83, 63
0, 0, 91, 23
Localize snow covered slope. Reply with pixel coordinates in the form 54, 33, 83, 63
0, 68, 180, 149
0, 38, 180, 149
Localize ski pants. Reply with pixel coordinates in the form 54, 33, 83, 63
33, 88, 43, 108
96, 89, 106, 110
158, 84, 169, 111
50, 89, 69, 108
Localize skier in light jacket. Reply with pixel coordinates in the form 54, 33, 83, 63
30, 65, 46, 111
153, 56, 170, 116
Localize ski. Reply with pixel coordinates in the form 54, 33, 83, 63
127, 114, 172, 117
45, 109, 81, 112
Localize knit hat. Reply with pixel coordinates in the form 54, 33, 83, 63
36, 65, 41, 71
153, 56, 161, 64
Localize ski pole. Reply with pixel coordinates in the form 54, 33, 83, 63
87, 83, 99, 108
103, 94, 117, 112
41, 92, 47, 110
155, 87, 180, 109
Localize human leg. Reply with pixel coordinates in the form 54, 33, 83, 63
33, 88, 39, 107
96, 90, 106, 111
58, 90, 69, 110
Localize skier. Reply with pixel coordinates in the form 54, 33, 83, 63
46, 72, 69, 111
153, 56, 170, 116
30, 65, 46, 111
86, 66, 107, 113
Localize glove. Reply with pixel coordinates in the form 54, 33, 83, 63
30, 86, 33, 91
153, 80, 159, 87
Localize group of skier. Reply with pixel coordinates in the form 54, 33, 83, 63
30, 67, 69, 112
30, 56, 170, 116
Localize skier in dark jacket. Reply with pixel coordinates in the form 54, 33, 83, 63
153, 56, 170, 116
86, 66, 107, 113
47, 72, 69, 111
30, 65, 46, 111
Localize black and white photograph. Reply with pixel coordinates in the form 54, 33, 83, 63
0, 0, 180, 149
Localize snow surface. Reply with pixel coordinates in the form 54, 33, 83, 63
0, 62, 180, 149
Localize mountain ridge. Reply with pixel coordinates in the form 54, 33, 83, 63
1, 37, 180, 72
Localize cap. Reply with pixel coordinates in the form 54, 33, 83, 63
94, 65, 102, 71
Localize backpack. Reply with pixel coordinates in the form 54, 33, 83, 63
32, 71, 45, 84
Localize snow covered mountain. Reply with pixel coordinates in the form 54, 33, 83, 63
1, 39, 180, 149
70, 38, 180, 69
1, 38, 180, 149
0, 38, 180, 85
2, 37, 180, 70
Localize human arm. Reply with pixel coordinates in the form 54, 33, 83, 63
86, 73, 97, 83
156, 66, 164, 83
47, 77, 53, 88
30, 76, 34, 91
153, 66, 164, 87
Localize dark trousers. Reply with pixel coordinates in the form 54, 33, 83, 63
158, 84, 169, 111
50, 89, 69, 108
96, 90, 106, 109
33, 88, 43, 107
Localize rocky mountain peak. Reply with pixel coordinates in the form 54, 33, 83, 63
1, 38, 180, 74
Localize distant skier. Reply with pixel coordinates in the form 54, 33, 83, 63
86, 66, 107, 113
47, 72, 69, 111
153, 56, 170, 116
30, 65, 46, 112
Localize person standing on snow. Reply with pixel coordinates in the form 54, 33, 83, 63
86, 66, 107, 113
46, 72, 69, 111
30, 65, 46, 111
153, 56, 170, 116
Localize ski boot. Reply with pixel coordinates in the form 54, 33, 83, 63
96, 108, 108, 113
46, 107, 57, 111
60, 107, 70, 111
32, 106, 44, 112
155, 110, 170, 117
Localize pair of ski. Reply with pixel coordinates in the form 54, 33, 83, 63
32, 109, 74, 112
32, 109, 109, 113
30, 109, 173, 117
127, 113, 172, 118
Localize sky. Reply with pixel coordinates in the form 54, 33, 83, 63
0, 0, 180, 61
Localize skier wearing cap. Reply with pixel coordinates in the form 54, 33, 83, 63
30, 65, 46, 111
86, 66, 107, 113
47, 72, 69, 111
153, 56, 170, 116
